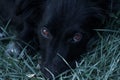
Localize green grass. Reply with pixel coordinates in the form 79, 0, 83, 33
0, 12, 120, 80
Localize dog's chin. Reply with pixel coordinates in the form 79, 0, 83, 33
41, 65, 60, 79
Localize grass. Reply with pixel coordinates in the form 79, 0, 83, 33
0, 12, 120, 80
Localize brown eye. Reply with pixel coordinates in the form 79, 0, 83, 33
41, 27, 51, 39
73, 33, 82, 42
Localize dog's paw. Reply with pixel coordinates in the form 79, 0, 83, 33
5, 41, 22, 58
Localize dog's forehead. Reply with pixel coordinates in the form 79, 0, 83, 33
41, 0, 90, 25
41, 8, 101, 30
40, 0, 103, 37
50, 24, 82, 38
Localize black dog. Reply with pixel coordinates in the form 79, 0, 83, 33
37, 0, 112, 78
0, 0, 119, 79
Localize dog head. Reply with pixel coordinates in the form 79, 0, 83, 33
38, 0, 107, 78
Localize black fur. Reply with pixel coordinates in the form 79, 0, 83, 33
0, 0, 119, 79
38, 0, 110, 78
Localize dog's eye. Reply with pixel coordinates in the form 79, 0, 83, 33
73, 33, 82, 43
41, 27, 51, 39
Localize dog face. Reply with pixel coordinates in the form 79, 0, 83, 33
0, 0, 109, 79
38, 0, 106, 78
